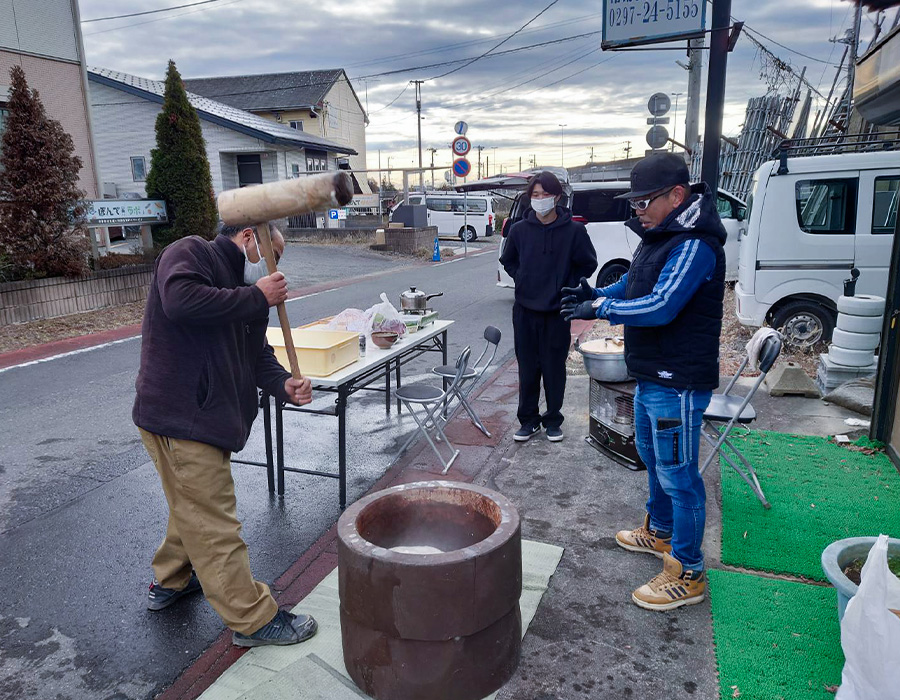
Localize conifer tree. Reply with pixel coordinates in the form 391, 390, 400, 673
145, 60, 218, 248
0, 65, 88, 280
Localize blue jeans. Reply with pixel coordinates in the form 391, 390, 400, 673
633, 380, 712, 571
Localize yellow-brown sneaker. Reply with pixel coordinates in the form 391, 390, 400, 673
614, 514, 672, 558
631, 552, 706, 611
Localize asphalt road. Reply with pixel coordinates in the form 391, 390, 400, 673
0, 240, 517, 699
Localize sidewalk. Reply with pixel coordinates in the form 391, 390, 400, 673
159, 326, 861, 700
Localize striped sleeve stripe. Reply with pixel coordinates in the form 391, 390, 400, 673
608, 240, 700, 316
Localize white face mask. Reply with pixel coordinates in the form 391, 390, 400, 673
531, 197, 556, 216
242, 235, 268, 285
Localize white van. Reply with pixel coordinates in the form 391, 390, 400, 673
495, 181, 746, 288
399, 193, 494, 241
735, 150, 899, 345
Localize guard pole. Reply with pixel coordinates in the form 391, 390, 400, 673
699, 0, 732, 190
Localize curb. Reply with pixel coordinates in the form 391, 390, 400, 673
157, 354, 520, 700
0, 264, 423, 370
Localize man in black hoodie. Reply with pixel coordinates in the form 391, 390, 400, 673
500, 170, 597, 443
561, 153, 726, 611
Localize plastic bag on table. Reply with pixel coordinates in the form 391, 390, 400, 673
366, 293, 407, 337
835, 534, 900, 699
324, 308, 368, 333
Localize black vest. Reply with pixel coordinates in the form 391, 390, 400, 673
624, 228, 726, 391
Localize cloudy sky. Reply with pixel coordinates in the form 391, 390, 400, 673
78, 0, 887, 175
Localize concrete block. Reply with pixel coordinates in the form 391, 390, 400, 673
764, 361, 822, 398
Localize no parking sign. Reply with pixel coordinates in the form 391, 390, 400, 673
452, 158, 471, 178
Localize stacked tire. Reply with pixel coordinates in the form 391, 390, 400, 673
828, 294, 885, 367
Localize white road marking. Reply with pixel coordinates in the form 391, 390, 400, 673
0, 336, 140, 374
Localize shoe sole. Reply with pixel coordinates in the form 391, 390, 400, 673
232, 619, 318, 647
514, 430, 539, 442
631, 592, 706, 611
614, 536, 670, 559
545, 431, 564, 442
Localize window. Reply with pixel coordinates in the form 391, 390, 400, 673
795, 178, 858, 234
872, 177, 899, 235
289, 120, 303, 131
306, 151, 327, 172
291, 163, 300, 178
426, 197, 453, 212
465, 199, 487, 213
716, 195, 735, 219
0, 107, 8, 137
130, 156, 146, 181
572, 190, 629, 222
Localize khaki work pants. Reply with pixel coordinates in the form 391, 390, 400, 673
139, 428, 278, 635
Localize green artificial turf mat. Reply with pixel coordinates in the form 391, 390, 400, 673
709, 569, 843, 700
719, 430, 900, 580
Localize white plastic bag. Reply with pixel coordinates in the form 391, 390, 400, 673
365, 293, 407, 337
835, 534, 900, 700
324, 308, 368, 333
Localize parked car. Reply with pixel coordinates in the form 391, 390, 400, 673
735, 150, 899, 346
490, 180, 746, 289
390, 192, 494, 241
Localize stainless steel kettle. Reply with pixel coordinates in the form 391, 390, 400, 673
400, 286, 443, 311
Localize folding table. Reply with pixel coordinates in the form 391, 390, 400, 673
234, 320, 453, 509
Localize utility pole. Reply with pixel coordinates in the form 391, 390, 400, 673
485, 156, 489, 178
413, 80, 424, 189
377, 149, 383, 220
845, 2, 863, 126
519, 156, 522, 172
683, 37, 705, 153
624, 141, 632, 159
558, 124, 567, 165
427, 147, 437, 189
476, 145, 485, 179
670, 93, 683, 152
700, 0, 733, 190
590, 146, 594, 163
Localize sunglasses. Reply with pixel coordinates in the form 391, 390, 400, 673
629, 187, 676, 211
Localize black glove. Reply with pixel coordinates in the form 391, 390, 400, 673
561, 300, 597, 322
560, 277, 595, 307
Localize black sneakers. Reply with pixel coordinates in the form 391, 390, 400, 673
232, 609, 318, 648
514, 424, 541, 442
147, 572, 202, 611
545, 426, 564, 442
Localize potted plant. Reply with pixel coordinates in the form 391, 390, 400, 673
821, 536, 900, 620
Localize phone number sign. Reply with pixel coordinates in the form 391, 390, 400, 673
602, 0, 706, 50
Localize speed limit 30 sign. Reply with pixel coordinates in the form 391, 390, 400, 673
452, 136, 471, 157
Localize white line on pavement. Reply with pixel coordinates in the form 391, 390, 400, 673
0, 336, 141, 374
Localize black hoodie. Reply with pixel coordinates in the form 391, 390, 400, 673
500, 206, 598, 312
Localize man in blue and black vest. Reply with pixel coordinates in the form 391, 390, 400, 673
561, 152, 726, 611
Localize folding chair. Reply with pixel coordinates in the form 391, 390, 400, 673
699, 328, 783, 509
431, 325, 502, 437
395, 346, 472, 474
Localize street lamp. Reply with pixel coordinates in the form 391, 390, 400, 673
558, 124, 567, 166
670, 92, 684, 151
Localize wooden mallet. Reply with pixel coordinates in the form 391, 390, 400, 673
217, 171, 354, 378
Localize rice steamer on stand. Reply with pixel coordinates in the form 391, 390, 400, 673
575, 337, 645, 472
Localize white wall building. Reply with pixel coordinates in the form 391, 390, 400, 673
183, 69, 370, 193
87, 68, 356, 220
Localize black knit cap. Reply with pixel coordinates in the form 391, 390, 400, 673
614, 152, 691, 200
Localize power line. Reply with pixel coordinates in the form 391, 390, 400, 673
84, 0, 246, 35
740, 23, 842, 65
368, 83, 412, 114
184, 30, 605, 103
429, 0, 562, 80
340, 11, 604, 71
82, 0, 226, 22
